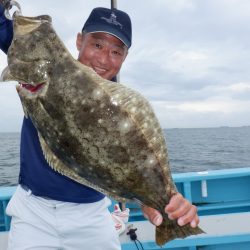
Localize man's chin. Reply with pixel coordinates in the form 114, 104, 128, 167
97, 72, 111, 80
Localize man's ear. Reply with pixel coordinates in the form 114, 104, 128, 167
76, 33, 84, 51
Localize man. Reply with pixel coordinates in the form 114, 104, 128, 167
0, 4, 199, 250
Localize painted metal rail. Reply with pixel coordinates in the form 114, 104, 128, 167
124, 167, 250, 222
1, 167, 250, 249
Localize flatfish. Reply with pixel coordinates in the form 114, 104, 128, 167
1, 14, 204, 245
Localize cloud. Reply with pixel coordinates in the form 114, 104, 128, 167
0, 0, 249, 131
0, 83, 23, 131
228, 82, 250, 92
152, 99, 250, 128
0, 52, 7, 71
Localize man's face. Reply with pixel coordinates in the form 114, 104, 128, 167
76, 32, 128, 80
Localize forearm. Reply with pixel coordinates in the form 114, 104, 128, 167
0, 4, 13, 54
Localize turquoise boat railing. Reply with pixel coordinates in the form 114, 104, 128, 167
120, 167, 250, 222
1, 167, 250, 249
0, 186, 16, 231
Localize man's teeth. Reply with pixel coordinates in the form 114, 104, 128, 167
94, 67, 107, 73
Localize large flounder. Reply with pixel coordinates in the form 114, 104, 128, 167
1, 14, 204, 245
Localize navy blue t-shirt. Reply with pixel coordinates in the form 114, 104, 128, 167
0, 6, 105, 202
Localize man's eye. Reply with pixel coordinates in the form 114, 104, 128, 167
95, 43, 101, 49
112, 50, 122, 56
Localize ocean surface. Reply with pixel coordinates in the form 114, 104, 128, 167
0, 126, 250, 186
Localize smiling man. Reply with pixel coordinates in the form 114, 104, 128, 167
77, 32, 128, 79
0, 4, 199, 250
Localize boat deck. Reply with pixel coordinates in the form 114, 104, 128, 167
1, 168, 250, 249
0, 231, 8, 250
1, 212, 250, 250
120, 212, 250, 249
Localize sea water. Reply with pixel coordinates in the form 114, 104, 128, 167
0, 126, 250, 186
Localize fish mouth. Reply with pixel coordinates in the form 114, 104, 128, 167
19, 82, 46, 93
16, 82, 47, 117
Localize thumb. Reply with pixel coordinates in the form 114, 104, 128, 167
142, 206, 163, 226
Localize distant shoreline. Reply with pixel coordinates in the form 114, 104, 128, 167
0, 125, 249, 133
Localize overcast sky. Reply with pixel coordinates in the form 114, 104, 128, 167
0, 0, 250, 132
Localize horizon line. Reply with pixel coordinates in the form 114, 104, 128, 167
0, 125, 249, 133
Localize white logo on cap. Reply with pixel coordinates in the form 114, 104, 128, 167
101, 12, 123, 29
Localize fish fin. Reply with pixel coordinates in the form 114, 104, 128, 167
14, 15, 51, 36
1, 66, 28, 83
155, 217, 205, 246
0, 66, 13, 82
20, 100, 29, 118
38, 133, 129, 203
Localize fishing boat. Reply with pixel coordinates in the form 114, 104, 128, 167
1, 167, 250, 250
1, 0, 250, 249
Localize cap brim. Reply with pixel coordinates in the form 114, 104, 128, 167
83, 24, 130, 48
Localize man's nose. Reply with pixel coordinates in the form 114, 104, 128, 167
97, 49, 110, 65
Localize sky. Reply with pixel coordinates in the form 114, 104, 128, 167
0, 0, 250, 132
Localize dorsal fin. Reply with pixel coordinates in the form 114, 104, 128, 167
38, 132, 129, 203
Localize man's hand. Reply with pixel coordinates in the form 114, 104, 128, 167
142, 193, 199, 227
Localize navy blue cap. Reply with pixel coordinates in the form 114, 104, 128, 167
82, 7, 132, 48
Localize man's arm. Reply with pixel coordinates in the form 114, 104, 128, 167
0, 4, 13, 54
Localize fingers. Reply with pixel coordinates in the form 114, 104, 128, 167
141, 193, 200, 228
190, 215, 199, 228
141, 206, 163, 226
176, 205, 199, 227
165, 193, 199, 227
165, 193, 190, 217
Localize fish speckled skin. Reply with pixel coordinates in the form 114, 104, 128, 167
1, 14, 204, 245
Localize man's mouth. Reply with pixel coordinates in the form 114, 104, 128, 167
20, 82, 45, 93
93, 66, 108, 75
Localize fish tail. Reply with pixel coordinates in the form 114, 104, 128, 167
155, 217, 204, 246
